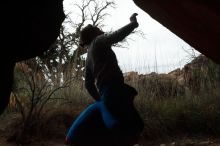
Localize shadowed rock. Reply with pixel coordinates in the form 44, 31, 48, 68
133, 0, 220, 64
1, 0, 220, 115
0, 0, 65, 114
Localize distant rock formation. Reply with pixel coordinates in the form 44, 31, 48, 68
124, 55, 220, 98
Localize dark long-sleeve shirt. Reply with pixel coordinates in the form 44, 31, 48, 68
85, 21, 138, 100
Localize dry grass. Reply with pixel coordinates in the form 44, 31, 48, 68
3, 55, 220, 145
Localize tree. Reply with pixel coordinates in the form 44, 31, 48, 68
9, 0, 145, 142
9, 1, 117, 142
10, 60, 73, 143
28, 0, 144, 86
36, 0, 116, 87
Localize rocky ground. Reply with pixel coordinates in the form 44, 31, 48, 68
1, 135, 220, 146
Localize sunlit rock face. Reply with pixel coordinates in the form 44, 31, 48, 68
133, 0, 220, 64
0, 0, 65, 114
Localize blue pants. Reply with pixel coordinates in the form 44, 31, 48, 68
66, 84, 144, 146
66, 101, 126, 146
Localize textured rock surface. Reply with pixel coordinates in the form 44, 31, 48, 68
1, 0, 220, 115
0, 0, 65, 114
133, 0, 220, 64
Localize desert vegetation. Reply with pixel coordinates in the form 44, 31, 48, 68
124, 54, 220, 144
1, 53, 220, 146
1, 0, 220, 145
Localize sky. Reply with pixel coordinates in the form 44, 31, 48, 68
63, 0, 200, 74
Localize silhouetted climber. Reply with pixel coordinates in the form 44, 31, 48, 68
66, 13, 144, 146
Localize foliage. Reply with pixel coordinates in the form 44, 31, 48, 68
6, 0, 220, 144
132, 56, 220, 141
7, 0, 117, 143
36, 0, 116, 86
10, 60, 73, 143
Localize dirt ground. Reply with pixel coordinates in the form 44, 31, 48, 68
1, 113, 220, 146
0, 136, 66, 146
1, 136, 220, 146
